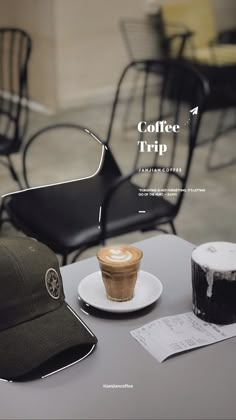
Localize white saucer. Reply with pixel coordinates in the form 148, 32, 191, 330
78, 270, 163, 313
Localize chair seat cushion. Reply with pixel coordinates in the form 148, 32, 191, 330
6, 175, 175, 254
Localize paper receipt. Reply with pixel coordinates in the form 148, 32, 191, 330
130, 312, 236, 362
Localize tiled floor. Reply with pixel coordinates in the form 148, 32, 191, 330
0, 100, 235, 262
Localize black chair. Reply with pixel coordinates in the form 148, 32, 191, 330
119, 18, 191, 130
0, 28, 32, 187
160, 1, 236, 170
3, 60, 209, 265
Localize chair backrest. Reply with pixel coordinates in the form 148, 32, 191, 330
106, 59, 209, 212
161, 0, 217, 55
22, 123, 106, 189
120, 17, 166, 62
0, 28, 32, 147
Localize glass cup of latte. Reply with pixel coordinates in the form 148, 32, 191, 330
97, 245, 143, 302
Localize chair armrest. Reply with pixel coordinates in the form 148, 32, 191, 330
99, 166, 183, 242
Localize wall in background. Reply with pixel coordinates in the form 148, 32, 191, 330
0, 0, 235, 112
213, 0, 236, 31
54, 0, 144, 110
156, 0, 236, 31
0, 0, 57, 109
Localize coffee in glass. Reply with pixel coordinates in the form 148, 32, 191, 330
97, 245, 143, 302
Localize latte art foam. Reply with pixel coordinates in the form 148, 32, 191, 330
97, 245, 142, 265
192, 242, 236, 272
105, 248, 133, 263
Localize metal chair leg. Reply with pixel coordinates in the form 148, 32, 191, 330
122, 69, 140, 132
7, 156, 23, 189
206, 131, 236, 171
206, 111, 236, 170
71, 246, 92, 264
198, 110, 226, 147
152, 226, 169, 234
0, 201, 5, 230
0, 200, 11, 230
149, 223, 177, 235
62, 254, 68, 266
170, 221, 177, 235
197, 109, 236, 171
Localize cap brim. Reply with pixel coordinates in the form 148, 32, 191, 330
0, 302, 97, 381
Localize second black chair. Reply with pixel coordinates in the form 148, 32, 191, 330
0, 28, 32, 187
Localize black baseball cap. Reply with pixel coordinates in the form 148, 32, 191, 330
0, 237, 97, 381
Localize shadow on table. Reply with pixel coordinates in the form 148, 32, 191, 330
77, 297, 162, 320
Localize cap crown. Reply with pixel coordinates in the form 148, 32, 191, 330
0, 237, 64, 331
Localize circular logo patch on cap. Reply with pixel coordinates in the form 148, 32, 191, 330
45, 268, 61, 300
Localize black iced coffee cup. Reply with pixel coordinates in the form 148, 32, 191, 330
192, 242, 236, 324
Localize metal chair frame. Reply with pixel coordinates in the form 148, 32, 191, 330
0, 28, 32, 188
159, 12, 236, 171
119, 18, 192, 131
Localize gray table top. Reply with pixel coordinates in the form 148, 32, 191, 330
1, 234, 236, 420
